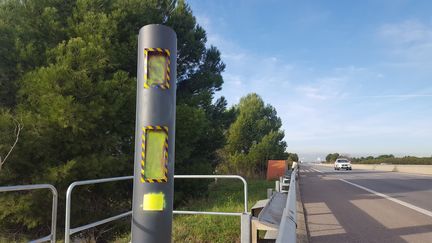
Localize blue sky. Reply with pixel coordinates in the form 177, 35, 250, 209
187, 0, 432, 161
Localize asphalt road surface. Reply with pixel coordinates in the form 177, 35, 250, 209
300, 163, 432, 243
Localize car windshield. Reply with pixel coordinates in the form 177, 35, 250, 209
337, 160, 348, 163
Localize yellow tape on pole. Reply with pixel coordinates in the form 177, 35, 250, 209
141, 126, 169, 183
143, 192, 166, 211
143, 48, 171, 89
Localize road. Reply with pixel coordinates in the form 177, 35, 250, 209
300, 163, 432, 243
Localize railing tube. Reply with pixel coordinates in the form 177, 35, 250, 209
64, 176, 133, 243
64, 175, 248, 243
173, 175, 250, 243
174, 175, 248, 213
0, 184, 58, 243
49, 185, 58, 243
64, 183, 73, 243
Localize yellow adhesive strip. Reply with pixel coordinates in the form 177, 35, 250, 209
144, 130, 167, 179
143, 192, 165, 211
143, 48, 171, 89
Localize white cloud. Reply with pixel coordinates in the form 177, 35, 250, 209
221, 52, 247, 62
358, 94, 432, 99
296, 77, 349, 101
195, 15, 211, 31
298, 86, 329, 100
205, 34, 297, 106
380, 20, 432, 45
379, 20, 432, 62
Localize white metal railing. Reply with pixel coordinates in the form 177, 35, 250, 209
174, 175, 248, 213
0, 184, 58, 243
64, 175, 249, 243
64, 175, 133, 243
174, 175, 250, 243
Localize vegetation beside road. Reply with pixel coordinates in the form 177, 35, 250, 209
324, 153, 432, 165
351, 156, 432, 165
115, 178, 275, 243
172, 179, 274, 243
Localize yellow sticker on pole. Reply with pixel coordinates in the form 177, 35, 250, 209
141, 126, 169, 183
144, 48, 171, 89
145, 130, 166, 179
148, 55, 167, 85
143, 192, 165, 211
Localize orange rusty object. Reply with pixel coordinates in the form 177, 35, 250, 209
267, 160, 287, 180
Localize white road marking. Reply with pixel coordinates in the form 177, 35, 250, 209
311, 168, 323, 173
339, 178, 432, 218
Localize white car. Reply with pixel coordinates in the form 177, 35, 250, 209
334, 158, 352, 170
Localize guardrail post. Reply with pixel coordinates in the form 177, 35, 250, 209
50, 186, 58, 243
275, 180, 280, 192
241, 213, 252, 243
267, 188, 273, 199
65, 185, 72, 243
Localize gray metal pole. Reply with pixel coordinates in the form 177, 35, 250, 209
131, 24, 177, 243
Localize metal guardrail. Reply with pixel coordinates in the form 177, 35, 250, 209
279, 176, 290, 192
174, 175, 250, 243
276, 165, 298, 243
174, 175, 248, 213
64, 175, 133, 243
64, 174, 249, 243
0, 184, 58, 243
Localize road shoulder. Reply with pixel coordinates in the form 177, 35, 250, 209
297, 171, 310, 243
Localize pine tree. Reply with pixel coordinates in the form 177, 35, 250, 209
0, 0, 226, 240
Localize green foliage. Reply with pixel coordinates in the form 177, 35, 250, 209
0, 0, 227, 240
173, 179, 274, 242
115, 178, 275, 243
225, 94, 282, 154
0, 0, 71, 108
376, 154, 395, 159
287, 153, 299, 162
325, 153, 340, 163
219, 93, 287, 177
351, 155, 432, 165
326, 153, 432, 165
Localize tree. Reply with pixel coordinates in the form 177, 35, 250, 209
0, 0, 227, 240
219, 93, 287, 177
377, 154, 395, 159
287, 153, 299, 162
325, 153, 340, 163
